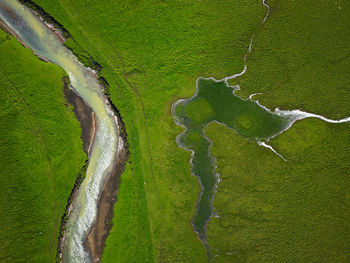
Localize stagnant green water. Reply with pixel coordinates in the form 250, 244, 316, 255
172, 77, 290, 240
0, 1, 119, 262
172, 0, 350, 249
172, 77, 350, 246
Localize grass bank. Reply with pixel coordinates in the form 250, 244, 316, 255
0, 29, 86, 262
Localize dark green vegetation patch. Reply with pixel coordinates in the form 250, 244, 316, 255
173, 77, 289, 240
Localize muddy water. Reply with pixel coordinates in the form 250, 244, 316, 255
0, 1, 118, 262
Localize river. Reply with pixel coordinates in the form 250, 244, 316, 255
0, 1, 119, 262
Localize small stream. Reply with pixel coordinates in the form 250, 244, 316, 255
0, 1, 118, 262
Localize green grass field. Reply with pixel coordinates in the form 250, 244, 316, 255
2, 0, 349, 262
206, 119, 350, 262
235, 0, 350, 119
0, 29, 86, 262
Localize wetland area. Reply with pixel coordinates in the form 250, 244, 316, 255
0, 0, 349, 262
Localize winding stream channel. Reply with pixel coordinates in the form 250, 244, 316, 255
0, 1, 120, 262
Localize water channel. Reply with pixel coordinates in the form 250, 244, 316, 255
0, 1, 119, 262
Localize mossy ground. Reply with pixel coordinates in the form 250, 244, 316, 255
0, 29, 86, 262
235, 0, 350, 119
206, 119, 350, 262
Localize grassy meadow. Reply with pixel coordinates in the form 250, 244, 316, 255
206, 119, 350, 262
235, 0, 350, 119
3, 0, 349, 262
0, 29, 86, 262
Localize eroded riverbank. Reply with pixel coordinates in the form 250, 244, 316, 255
0, 1, 128, 262
63, 77, 95, 155
62, 66, 129, 263
64, 81, 128, 262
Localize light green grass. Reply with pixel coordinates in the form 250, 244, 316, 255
0, 29, 86, 262
102, 164, 154, 262
206, 119, 350, 262
235, 0, 350, 119
185, 98, 215, 124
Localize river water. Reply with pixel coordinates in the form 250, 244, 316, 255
0, 1, 118, 262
